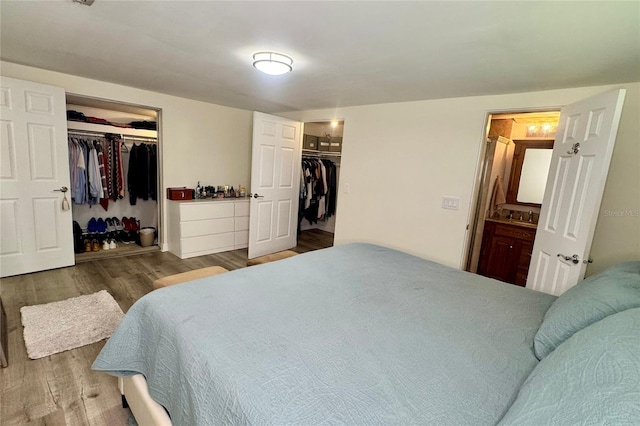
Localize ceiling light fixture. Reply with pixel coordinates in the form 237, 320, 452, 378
252, 52, 293, 76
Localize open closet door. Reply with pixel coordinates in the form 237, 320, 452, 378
248, 112, 302, 259
527, 89, 626, 295
0, 76, 74, 277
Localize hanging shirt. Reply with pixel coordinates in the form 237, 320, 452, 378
88, 144, 102, 202
74, 141, 87, 205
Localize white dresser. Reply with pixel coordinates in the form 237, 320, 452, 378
167, 199, 250, 259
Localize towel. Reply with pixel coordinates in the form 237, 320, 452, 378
488, 176, 506, 218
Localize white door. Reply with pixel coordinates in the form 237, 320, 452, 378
248, 112, 302, 259
527, 89, 626, 295
0, 76, 74, 278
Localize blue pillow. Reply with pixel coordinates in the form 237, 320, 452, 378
533, 261, 640, 359
499, 307, 640, 425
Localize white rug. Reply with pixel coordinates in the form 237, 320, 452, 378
21, 290, 124, 359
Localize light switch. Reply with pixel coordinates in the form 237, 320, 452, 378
442, 196, 460, 210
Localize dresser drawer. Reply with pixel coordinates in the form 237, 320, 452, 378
180, 217, 234, 238
494, 224, 535, 241
180, 202, 234, 222
235, 230, 249, 247
235, 201, 250, 217
234, 216, 249, 232
181, 232, 235, 255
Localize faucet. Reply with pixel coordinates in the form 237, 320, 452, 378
528, 211, 534, 223
518, 212, 523, 221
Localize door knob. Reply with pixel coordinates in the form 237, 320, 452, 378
567, 142, 581, 155
253, 193, 264, 198
557, 253, 580, 264
53, 186, 68, 193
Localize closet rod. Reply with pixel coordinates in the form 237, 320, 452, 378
122, 136, 158, 143
68, 129, 157, 143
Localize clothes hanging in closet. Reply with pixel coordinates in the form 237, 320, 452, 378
128, 142, 158, 204
104, 133, 125, 202
68, 136, 113, 206
68, 133, 156, 210
299, 158, 337, 226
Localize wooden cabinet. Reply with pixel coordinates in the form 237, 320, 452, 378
478, 220, 536, 286
167, 199, 250, 259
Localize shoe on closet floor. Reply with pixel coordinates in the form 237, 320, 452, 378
109, 239, 117, 250
87, 217, 98, 233
128, 217, 140, 243
73, 221, 85, 253
121, 217, 132, 242
102, 240, 110, 250
112, 217, 124, 241
96, 218, 107, 234
105, 218, 116, 239
91, 239, 100, 251
84, 239, 92, 253
123, 217, 140, 243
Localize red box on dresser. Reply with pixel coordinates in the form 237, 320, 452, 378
166, 187, 193, 201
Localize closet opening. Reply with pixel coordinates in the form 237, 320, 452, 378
65, 94, 162, 262
465, 110, 559, 286
298, 120, 343, 251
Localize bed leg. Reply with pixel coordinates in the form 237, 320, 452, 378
122, 394, 129, 409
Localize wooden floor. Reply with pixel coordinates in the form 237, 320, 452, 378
0, 229, 333, 426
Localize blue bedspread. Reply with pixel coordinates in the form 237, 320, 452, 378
93, 243, 556, 425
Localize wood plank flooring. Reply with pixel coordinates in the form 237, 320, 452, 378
0, 229, 333, 426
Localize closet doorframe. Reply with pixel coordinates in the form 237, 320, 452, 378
65, 93, 164, 249
299, 117, 345, 240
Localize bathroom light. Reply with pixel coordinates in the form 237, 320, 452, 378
252, 52, 293, 75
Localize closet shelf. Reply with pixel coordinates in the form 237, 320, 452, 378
67, 121, 157, 138
302, 149, 341, 157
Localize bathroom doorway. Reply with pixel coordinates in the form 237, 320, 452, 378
465, 110, 560, 285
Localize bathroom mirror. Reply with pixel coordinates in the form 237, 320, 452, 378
506, 140, 554, 206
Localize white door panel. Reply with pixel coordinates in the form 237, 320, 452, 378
276, 200, 292, 238
1, 120, 17, 179
527, 89, 626, 295
248, 112, 301, 259
0, 76, 73, 277
256, 201, 273, 242
0, 199, 20, 255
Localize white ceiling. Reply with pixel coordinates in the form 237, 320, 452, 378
1, 1, 638, 113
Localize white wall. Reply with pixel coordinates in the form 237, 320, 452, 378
3, 61, 637, 274
1, 61, 253, 248
284, 83, 640, 274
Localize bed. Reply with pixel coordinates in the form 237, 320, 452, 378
93, 243, 640, 425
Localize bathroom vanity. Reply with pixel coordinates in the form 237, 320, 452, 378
477, 218, 537, 286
